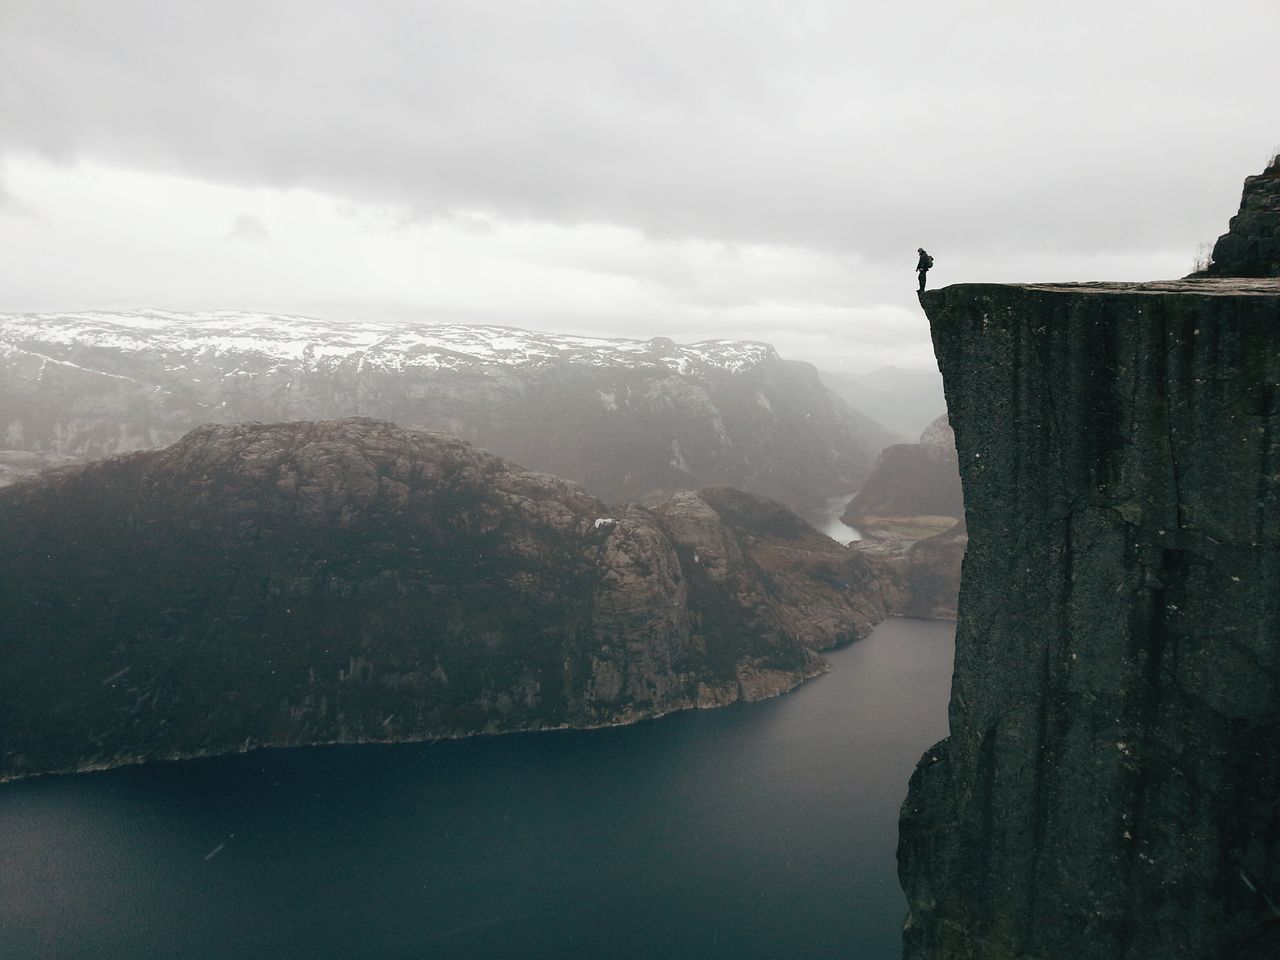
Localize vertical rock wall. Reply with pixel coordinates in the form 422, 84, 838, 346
901, 279, 1280, 959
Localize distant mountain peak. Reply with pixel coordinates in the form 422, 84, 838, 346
0, 310, 775, 376
0, 309, 875, 509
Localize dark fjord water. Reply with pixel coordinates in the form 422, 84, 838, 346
0, 618, 953, 960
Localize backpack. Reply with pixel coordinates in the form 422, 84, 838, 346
924, 254, 934, 269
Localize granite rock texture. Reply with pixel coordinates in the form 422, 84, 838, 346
901, 279, 1280, 959
0, 418, 887, 781
1202, 154, 1280, 278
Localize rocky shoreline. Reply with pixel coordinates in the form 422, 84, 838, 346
2, 654, 831, 785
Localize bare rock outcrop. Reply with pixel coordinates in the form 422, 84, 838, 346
1199, 153, 1280, 278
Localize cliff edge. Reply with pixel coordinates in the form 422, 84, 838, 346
901, 278, 1280, 959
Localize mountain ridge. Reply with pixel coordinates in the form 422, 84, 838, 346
0, 310, 779, 375
0, 312, 894, 510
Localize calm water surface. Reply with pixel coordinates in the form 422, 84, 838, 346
800, 493, 863, 544
0, 618, 952, 960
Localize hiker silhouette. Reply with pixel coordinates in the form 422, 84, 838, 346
916, 248, 933, 292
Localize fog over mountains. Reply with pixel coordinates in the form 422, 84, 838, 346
0, 308, 964, 782
817, 366, 946, 441
0, 311, 897, 510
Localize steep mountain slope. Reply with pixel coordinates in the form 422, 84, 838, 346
0, 418, 888, 781
0, 313, 885, 509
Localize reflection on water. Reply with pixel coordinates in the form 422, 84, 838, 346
0, 619, 953, 960
800, 492, 863, 544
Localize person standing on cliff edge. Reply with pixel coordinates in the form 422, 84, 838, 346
916, 248, 933, 292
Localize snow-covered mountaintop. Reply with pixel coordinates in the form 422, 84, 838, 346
0, 310, 774, 375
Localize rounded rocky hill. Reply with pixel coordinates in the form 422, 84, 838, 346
0, 418, 889, 780
841, 414, 963, 529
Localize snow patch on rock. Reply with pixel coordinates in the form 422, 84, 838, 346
0, 311, 775, 376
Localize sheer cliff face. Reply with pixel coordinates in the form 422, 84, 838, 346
0, 419, 886, 781
902, 279, 1280, 960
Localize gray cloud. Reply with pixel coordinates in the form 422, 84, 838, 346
0, 170, 31, 216
2, 0, 1275, 266
227, 213, 269, 241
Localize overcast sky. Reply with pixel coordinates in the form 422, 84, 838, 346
1, 1, 1276, 370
